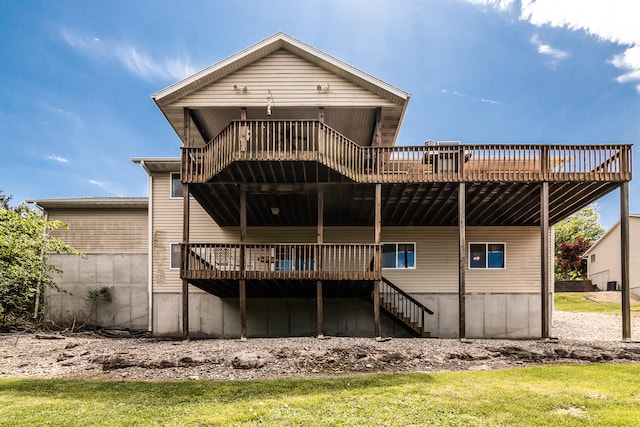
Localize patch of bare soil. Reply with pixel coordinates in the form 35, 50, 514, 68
582, 291, 640, 303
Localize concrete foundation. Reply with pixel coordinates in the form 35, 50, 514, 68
414, 292, 542, 338
46, 254, 148, 330
152, 292, 412, 338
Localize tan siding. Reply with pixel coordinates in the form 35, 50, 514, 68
174, 51, 395, 108
466, 227, 540, 293
47, 208, 147, 254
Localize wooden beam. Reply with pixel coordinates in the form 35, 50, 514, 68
540, 181, 550, 339
458, 182, 466, 339
183, 108, 191, 147
620, 182, 631, 340
317, 191, 324, 338
240, 279, 247, 340
240, 189, 247, 340
182, 183, 190, 340
374, 183, 382, 338
317, 280, 324, 338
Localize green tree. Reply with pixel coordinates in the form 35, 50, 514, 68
554, 205, 605, 280
0, 194, 80, 327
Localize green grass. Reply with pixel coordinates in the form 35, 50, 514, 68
554, 292, 640, 314
2, 364, 640, 426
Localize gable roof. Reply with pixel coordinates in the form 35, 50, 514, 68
151, 32, 410, 108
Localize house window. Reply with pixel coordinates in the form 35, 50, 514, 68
170, 243, 181, 269
590, 254, 596, 263
170, 173, 182, 198
382, 243, 416, 269
469, 243, 505, 269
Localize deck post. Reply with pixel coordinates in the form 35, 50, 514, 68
240, 189, 247, 340
540, 181, 550, 339
182, 183, 190, 340
240, 279, 247, 340
374, 183, 382, 338
316, 281, 324, 338
458, 182, 466, 340
620, 182, 631, 340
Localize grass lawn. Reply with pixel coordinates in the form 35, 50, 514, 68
554, 292, 640, 314
1, 364, 640, 426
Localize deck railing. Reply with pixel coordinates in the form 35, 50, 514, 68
181, 120, 632, 183
379, 277, 433, 337
181, 242, 380, 281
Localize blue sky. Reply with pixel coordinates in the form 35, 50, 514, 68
1, 0, 638, 228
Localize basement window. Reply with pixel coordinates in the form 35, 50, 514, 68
469, 243, 505, 269
170, 243, 181, 270
170, 173, 183, 198
382, 243, 416, 269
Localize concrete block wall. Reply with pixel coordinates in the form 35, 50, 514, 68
414, 292, 542, 338
46, 254, 148, 330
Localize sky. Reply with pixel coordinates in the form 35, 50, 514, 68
1, 0, 638, 229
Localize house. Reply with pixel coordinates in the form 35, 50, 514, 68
583, 215, 640, 298
37, 33, 633, 339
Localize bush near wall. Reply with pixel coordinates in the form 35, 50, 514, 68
554, 280, 596, 292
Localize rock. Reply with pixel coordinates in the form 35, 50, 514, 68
94, 355, 137, 371
231, 351, 270, 369
554, 348, 571, 358
56, 353, 75, 362
64, 343, 79, 349
34, 334, 64, 340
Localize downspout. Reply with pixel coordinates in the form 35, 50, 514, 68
31, 202, 48, 319
140, 160, 154, 333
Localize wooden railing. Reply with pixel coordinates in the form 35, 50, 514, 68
379, 277, 433, 337
181, 242, 380, 281
181, 120, 632, 184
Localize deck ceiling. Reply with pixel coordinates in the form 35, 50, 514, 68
190, 178, 620, 228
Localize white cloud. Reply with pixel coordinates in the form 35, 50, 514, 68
442, 89, 502, 105
467, 0, 640, 93
88, 179, 107, 188
60, 28, 197, 82
530, 34, 569, 66
465, 0, 515, 11
47, 154, 68, 163
88, 179, 124, 196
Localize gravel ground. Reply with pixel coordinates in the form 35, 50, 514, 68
1, 312, 639, 381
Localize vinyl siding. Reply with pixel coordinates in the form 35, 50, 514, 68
587, 218, 640, 294
153, 171, 543, 295
47, 208, 147, 254
174, 50, 396, 108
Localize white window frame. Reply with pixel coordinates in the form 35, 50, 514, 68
170, 172, 183, 199
169, 243, 181, 270
381, 242, 416, 270
468, 242, 506, 270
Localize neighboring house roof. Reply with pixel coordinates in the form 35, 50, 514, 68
151, 32, 410, 108
582, 214, 640, 257
30, 197, 148, 210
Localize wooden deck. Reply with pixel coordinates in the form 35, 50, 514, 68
181, 120, 632, 185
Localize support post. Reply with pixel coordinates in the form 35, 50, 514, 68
540, 181, 550, 339
620, 182, 631, 340
240, 189, 247, 340
458, 182, 466, 340
182, 183, 190, 340
240, 279, 247, 340
317, 192, 324, 338
374, 183, 382, 338
183, 108, 191, 147
316, 281, 324, 338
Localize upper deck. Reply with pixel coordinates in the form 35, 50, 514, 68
182, 120, 632, 185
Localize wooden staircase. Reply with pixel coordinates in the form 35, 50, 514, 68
376, 277, 434, 337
